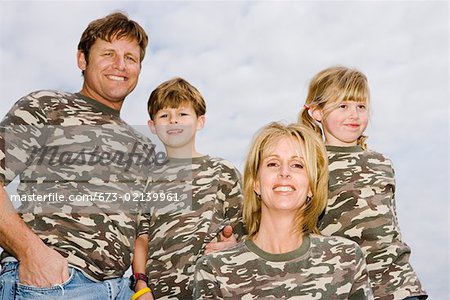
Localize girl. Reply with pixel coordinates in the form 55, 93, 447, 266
194, 122, 373, 299
299, 66, 427, 300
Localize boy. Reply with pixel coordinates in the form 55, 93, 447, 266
132, 77, 245, 300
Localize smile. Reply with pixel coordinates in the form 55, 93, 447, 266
344, 124, 360, 129
167, 129, 183, 134
107, 75, 126, 81
273, 185, 295, 192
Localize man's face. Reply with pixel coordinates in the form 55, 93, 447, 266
77, 37, 141, 110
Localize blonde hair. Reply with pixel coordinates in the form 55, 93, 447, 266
147, 77, 206, 120
243, 122, 329, 239
298, 66, 370, 149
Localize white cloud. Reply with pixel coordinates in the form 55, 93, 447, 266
1, 1, 448, 298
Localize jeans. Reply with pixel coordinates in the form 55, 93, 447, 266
0, 262, 134, 300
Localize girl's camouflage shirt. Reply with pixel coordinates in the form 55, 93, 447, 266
319, 145, 427, 299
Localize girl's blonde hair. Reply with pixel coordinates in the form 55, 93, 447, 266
243, 122, 329, 239
298, 66, 370, 149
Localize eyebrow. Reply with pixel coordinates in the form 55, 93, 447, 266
265, 154, 304, 160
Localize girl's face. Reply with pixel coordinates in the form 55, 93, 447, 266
254, 137, 312, 214
314, 101, 369, 146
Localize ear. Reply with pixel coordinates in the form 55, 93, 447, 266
196, 115, 206, 131
311, 108, 324, 123
77, 50, 87, 71
253, 179, 261, 196
148, 119, 157, 135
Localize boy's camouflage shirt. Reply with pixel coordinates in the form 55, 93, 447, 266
141, 156, 245, 299
0, 90, 153, 280
319, 145, 427, 299
194, 234, 374, 300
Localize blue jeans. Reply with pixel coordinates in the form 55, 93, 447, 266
0, 262, 133, 299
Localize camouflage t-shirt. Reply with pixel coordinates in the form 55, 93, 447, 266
141, 156, 245, 299
318, 145, 427, 300
0, 90, 154, 280
194, 234, 374, 300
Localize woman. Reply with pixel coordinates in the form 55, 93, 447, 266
193, 122, 373, 299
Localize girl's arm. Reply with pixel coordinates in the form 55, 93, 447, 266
349, 244, 374, 300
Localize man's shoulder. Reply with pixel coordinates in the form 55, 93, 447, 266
14, 90, 88, 111
23, 90, 77, 103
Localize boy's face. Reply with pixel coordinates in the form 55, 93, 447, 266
148, 103, 205, 153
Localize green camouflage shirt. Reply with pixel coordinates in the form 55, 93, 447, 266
141, 156, 245, 299
318, 145, 427, 299
194, 234, 373, 300
0, 90, 154, 280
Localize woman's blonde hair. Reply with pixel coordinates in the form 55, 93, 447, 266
298, 66, 370, 149
243, 122, 329, 239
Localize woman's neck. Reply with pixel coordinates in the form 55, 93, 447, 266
252, 212, 303, 254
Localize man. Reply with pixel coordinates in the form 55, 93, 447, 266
0, 12, 152, 299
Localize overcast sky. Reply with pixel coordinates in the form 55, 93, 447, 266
1, 1, 448, 298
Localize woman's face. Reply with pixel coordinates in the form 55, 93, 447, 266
254, 137, 312, 213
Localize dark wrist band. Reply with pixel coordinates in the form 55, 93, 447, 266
130, 272, 148, 290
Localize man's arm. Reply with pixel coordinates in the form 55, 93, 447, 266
205, 162, 244, 255
0, 185, 69, 287
204, 225, 237, 254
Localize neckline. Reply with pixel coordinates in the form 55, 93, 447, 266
326, 145, 363, 153
165, 155, 210, 164
75, 93, 120, 117
245, 235, 310, 262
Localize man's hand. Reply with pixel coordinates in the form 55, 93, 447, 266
204, 225, 237, 255
18, 245, 69, 287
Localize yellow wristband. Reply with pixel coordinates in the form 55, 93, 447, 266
131, 287, 151, 300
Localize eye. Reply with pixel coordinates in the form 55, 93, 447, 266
158, 114, 168, 118
358, 104, 367, 110
266, 162, 279, 168
179, 113, 189, 117
339, 104, 348, 109
126, 55, 138, 63
103, 52, 113, 57
291, 163, 304, 169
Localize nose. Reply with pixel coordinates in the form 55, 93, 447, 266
348, 106, 359, 119
169, 114, 178, 124
278, 163, 291, 179
112, 56, 126, 70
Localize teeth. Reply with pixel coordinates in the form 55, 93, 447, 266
108, 75, 125, 81
167, 129, 183, 134
274, 186, 294, 192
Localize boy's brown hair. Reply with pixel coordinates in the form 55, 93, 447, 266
147, 77, 207, 120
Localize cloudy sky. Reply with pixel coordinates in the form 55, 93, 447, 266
1, 1, 448, 298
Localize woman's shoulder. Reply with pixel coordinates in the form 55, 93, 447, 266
310, 234, 362, 251
196, 241, 251, 271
